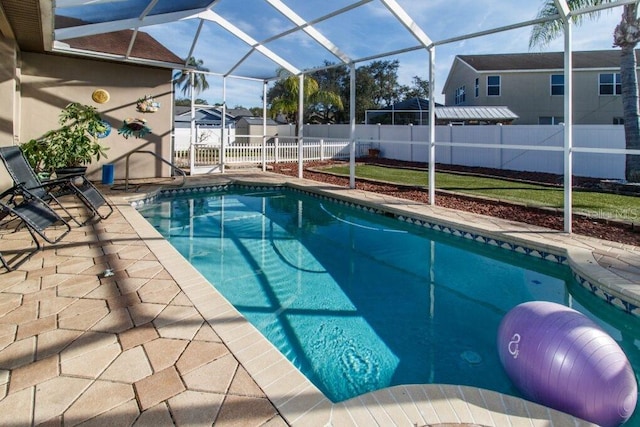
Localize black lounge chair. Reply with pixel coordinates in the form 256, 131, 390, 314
0, 146, 113, 225
0, 186, 71, 271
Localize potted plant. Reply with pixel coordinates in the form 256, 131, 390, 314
22, 102, 108, 177
368, 148, 381, 158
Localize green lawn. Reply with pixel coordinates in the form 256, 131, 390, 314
322, 164, 640, 221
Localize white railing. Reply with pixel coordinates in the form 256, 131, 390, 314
178, 136, 353, 174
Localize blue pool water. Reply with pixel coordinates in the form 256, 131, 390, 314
139, 187, 640, 422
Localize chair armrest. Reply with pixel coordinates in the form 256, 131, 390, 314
0, 186, 19, 199
31, 177, 76, 189
0, 185, 32, 205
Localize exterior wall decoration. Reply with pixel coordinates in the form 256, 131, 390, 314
118, 118, 151, 138
91, 88, 110, 104
136, 95, 160, 113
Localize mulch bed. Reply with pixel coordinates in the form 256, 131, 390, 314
267, 160, 640, 247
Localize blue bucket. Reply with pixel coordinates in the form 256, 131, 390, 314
101, 164, 115, 185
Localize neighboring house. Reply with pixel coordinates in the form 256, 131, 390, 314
173, 110, 275, 148
235, 117, 279, 144
227, 107, 253, 118
364, 98, 516, 125
174, 106, 236, 129
366, 98, 443, 125
442, 50, 635, 125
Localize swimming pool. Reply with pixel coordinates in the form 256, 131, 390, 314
139, 185, 640, 420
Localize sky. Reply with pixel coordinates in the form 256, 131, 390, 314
57, 0, 624, 108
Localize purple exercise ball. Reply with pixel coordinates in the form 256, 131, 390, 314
497, 301, 637, 427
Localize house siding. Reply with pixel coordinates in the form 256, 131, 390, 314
443, 52, 630, 125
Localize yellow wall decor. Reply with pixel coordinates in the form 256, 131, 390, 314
91, 88, 110, 104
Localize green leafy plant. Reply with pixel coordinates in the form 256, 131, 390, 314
22, 102, 108, 172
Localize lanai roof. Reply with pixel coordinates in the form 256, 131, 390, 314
0, 0, 632, 82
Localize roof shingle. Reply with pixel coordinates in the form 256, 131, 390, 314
56, 16, 183, 64
458, 50, 631, 71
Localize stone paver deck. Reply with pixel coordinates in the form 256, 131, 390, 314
2, 170, 637, 426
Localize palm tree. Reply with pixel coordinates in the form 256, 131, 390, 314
530, 1, 640, 182
269, 69, 343, 132
173, 57, 210, 97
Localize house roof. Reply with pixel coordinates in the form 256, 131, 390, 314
237, 117, 279, 126
376, 98, 444, 111
227, 107, 253, 118
55, 16, 182, 64
174, 106, 246, 121
174, 106, 240, 123
366, 98, 444, 123
435, 106, 518, 122
456, 49, 633, 72
174, 106, 194, 116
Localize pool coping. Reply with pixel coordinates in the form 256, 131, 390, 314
127, 174, 640, 318
112, 171, 638, 426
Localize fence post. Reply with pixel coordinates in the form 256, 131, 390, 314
320, 138, 325, 161
499, 123, 504, 169
409, 123, 414, 162
449, 123, 453, 165
189, 143, 195, 174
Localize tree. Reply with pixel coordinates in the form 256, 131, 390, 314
312, 60, 404, 123
359, 60, 402, 107
275, 60, 429, 124
308, 62, 350, 123
399, 76, 431, 101
267, 69, 343, 129
249, 107, 265, 117
530, 1, 640, 181
175, 98, 208, 106
173, 57, 210, 97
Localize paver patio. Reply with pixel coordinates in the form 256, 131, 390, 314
2, 171, 638, 426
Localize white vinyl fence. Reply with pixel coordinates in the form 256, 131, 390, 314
307, 124, 626, 180
174, 124, 627, 179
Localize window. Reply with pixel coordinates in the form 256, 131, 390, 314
613, 117, 624, 125
551, 74, 564, 95
538, 116, 564, 125
475, 78, 479, 97
455, 85, 466, 105
599, 73, 621, 95
487, 75, 500, 96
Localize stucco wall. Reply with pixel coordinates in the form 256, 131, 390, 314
0, 37, 18, 189
19, 52, 174, 180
